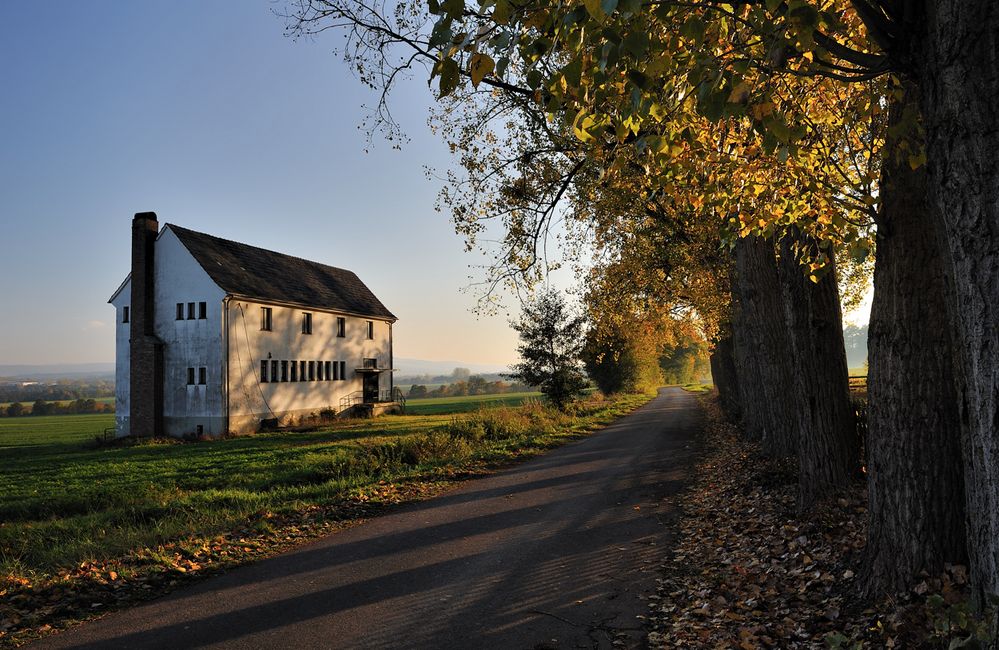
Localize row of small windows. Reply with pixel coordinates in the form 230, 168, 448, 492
260, 360, 349, 384
186, 367, 207, 385
260, 307, 371, 339
176, 302, 208, 320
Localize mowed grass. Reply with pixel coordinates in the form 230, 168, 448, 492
404, 391, 542, 415
0, 392, 650, 581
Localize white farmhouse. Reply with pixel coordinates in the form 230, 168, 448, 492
109, 212, 398, 438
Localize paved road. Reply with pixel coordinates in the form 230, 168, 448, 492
36, 387, 701, 650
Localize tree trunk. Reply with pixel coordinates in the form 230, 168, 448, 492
730, 247, 776, 444
733, 236, 798, 458
862, 81, 967, 596
779, 233, 858, 509
710, 326, 741, 422
916, 0, 999, 602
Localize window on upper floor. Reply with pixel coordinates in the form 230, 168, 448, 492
261, 307, 273, 331
122, 306, 129, 323
300, 360, 306, 381
302, 312, 313, 335
187, 367, 195, 386
176, 303, 184, 320
336, 317, 345, 337
199, 302, 207, 319
308, 361, 316, 381
187, 302, 196, 320
271, 360, 279, 383
290, 360, 298, 382
339, 361, 346, 381
198, 367, 207, 385
324, 361, 332, 381
261, 360, 268, 383
366, 320, 374, 340
281, 360, 288, 382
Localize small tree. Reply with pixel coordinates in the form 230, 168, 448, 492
5, 402, 24, 417
508, 288, 588, 410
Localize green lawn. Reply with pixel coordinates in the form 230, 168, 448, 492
404, 391, 543, 415
0, 392, 650, 582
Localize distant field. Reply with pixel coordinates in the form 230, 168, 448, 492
0, 413, 115, 446
405, 391, 543, 415
0, 397, 115, 410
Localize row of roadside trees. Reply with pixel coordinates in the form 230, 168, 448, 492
285, 0, 999, 611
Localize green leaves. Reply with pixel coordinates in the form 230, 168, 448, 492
436, 57, 460, 98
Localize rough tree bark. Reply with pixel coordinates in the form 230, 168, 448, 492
917, 0, 999, 603
779, 233, 858, 509
730, 248, 777, 444
710, 327, 742, 422
733, 236, 798, 458
862, 82, 967, 597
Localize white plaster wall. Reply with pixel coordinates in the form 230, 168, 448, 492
154, 227, 227, 437
227, 298, 393, 431
110, 288, 131, 436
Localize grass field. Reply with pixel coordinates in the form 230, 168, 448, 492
404, 391, 542, 415
0, 391, 650, 585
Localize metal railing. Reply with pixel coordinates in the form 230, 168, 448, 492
337, 387, 406, 413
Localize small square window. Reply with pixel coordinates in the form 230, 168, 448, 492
271, 360, 279, 383
336, 317, 345, 337
199, 302, 207, 319
324, 361, 332, 381
198, 367, 207, 385
176, 303, 184, 320
187, 302, 196, 320
366, 321, 374, 340
281, 360, 288, 382
122, 306, 130, 323
290, 361, 298, 382
302, 312, 313, 335
261, 307, 272, 331
187, 367, 195, 386
261, 360, 268, 383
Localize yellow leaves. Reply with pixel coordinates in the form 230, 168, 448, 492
573, 109, 609, 142
749, 102, 775, 120
728, 81, 752, 104
908, 149, 927, 171
469, 53, 494, 88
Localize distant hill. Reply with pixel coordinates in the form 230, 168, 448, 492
0, 363, 115, 381
393, 357, 509, 377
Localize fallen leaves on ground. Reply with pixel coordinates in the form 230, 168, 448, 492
647, 395, 988, 649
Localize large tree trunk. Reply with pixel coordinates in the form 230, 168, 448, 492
779, 233, 858, 509
710, 326, 741, 422
733, 236, 797, 458
862, 81, 967, 597
918, 0, 999, 602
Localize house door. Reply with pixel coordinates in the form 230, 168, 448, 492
363, 373, 379, 403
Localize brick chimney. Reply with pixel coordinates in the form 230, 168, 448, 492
129, 212, 164, 437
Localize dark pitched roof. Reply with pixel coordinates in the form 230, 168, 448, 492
168, 224, 396, 321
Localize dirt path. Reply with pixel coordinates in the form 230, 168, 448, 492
34, 388, 702, 650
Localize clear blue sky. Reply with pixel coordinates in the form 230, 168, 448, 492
0, 1, 524, 368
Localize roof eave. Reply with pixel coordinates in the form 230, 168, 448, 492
225, 293, 397, 323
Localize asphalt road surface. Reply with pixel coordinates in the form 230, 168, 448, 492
35, 387, 702, 650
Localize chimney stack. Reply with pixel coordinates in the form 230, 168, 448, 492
129, 212, 164, 437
